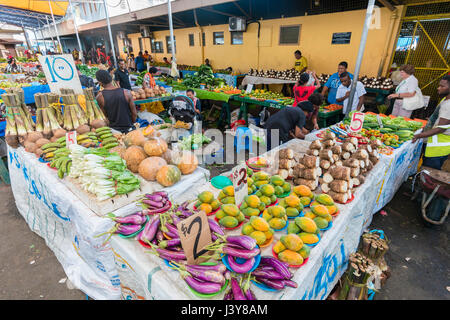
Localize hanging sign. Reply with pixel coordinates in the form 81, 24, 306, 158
38, 54, 83, 95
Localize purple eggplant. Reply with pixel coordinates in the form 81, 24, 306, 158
231, 278, 246, 300
185, 264, 227, 274
165, 223, 179, 235
255, 277, 285, 290
185, 266, 225, 285
149, 191, 168, 198
170, 246, 183, 252
159, 238, 181, 249
283, 279, 298, 288
251, 268, 286, 280
223, 289, 233, 300
116, 224, 141, 235
146, 202, 171, 214
111, 213, 146, 225
143, 199, 164, 208
139, 215, 160, 243
151, 238, 158, 245
155, 247, 186, 260
227, 255, 255, 274
244, 288, 256, 300
184, 276, 222, 294
256, 265, 277, 272
225, 235, 256, 250
170, 213, 181, 225
208, 218, 225, 236
222, 245, 260, 259
211, 233, 218, 242
145, 194, 164, 202
260, 256, 291, 280
156, 230, 164, 241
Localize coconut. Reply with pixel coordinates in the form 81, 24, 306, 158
5, 135, 20, 148
53, 128, 67, 138
50, 136, 58, 143
35, 138, 51, 148
26, 131, 44, 143
24, 141, 37, 153
35, 148, 43, 157
90, 119, 107, 129
76, 124, 91, 135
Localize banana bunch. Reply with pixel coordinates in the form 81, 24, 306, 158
95, 126, 119, 150
48, 147, 72, 179
40, 142, 65, 162
77, 132, 99, 148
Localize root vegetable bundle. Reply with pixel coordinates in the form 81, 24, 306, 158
292, 154, 320, 190
34, 93, 63, 139
2, 92, 34, 147
83, 87, 107, 126
61, 94, 89, 132
276, 148, 297, 179
338, 252, 375, 300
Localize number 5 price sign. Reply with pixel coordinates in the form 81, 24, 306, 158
38, 54, 83, 95
349, 112, 365, 133
232, 163, 248, 207
177, 211, 212, 265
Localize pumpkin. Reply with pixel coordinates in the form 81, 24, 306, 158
123, 145, 147, 173
175, 150, 198, 175
161, 148, 173, 164
138, 157, 167, 181
143, 138, 168, 157
123, 129, 146, 147
156, 165, 181, 187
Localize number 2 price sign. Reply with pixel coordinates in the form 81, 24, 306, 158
177, 211, 212, 265
38, 54, 83, 95
232, 163, 248, 207
349, 112, 365, 133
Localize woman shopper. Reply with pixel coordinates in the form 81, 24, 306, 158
293, 72, 321, 106
387, 64, 422, 118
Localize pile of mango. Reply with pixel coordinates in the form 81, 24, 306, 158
278, 194, 304, 218
309, 194, 338, 216
194, 191, 220, 214
302, 204, 333, 231
215, 204, 245, 228
292, 185, 314, 207
254, 184, 278, 207
240, 195, 266, 218
218, 186, 236, 204
269, 175, 292, 197
261, 205, 288, 230
287, 216, 320, 245
242, 216, 275, 246
273, 234, 310, 265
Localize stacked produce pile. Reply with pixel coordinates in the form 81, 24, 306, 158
248, 68, 301, 81
273, 233, 311, 265
130, 85, 170, 101
193, 191, 220, 215
83, 87, 108, 127
34, 93, 64, 139
242, 215, 275, 246
275, 148, 297, 180
215, 203, 245, 229
211, 85, 242, 94
77, 64, 99, 79
182, 65, 226, 88
61, 94, 89, 132
239, 89, 293, 105
292, 154, 321, 191
359, 76, 394, 90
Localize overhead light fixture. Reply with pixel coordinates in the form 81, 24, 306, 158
314, 0, 320, 6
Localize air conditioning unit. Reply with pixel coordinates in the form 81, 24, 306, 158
140, 26, 153, 38
229, 17, 246, 32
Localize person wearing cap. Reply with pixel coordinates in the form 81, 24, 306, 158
143, 66, 158, 89
264, 102, 313, 150
297, 92, 325, 131
293, 71, 321, 106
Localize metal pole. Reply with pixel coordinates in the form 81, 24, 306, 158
103, 0, 118, 67
45, 15, 57, 52
32, 28, 39, 52
21, 23, 31, 51
68, 0, 84, 62
48, 0, 63, 53
167, 0, 176, 63
346, 0, 376, 115
39, 23, 49, 54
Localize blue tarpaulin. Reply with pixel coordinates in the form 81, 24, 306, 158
0, 84, 50, 105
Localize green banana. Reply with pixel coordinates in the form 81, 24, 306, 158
42, 143, 61, 150
103, 142, 119, 149
58, 166, 64, 179
66, 161, 72, 174
95, 127, 111, 133
101, 137, 118, 145
98, 133, 113, 140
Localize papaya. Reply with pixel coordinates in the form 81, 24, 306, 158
323, 212, 333, 222
298, 232, 319, 244
293, 185, 313, 198
270, 175, 285, 186
280, 234, 304, 251
260, 195, 272, 207
311, 204, 330, 218
285, 194, 301, 208
262, 210, 272, 221
274, 186, 284, 196
313, 217, 329, 229
303, 211, 317, 220
268, 205, 286, 218
254, 180, 270, 188
287, 221, 301, 234
198, 191, 214, 204
255, 190, 263, 197
326, 205, 338, 215
282, 182, 291, 193
278, 250, 303, 265
218, 190, 226, 200
295, 217, 318, 233
296, 203, 304, 212
286, 207, 300, 217
299, 196, 312, 207
221, 204, 240, 216
198, 203, 212, 214
273, 240, 286, 254
260, 184, 275, 196
247, 177, 254, 186
257, 202, 266, 212
264, 228, 274, 239
222, 186, 235, 197
250, 216, 270, 232
253, 171, 269, 181
315, 194, 334, 206
269, 217, 286, 230
242, 207, 260, 218
215, 209, 226, 220
248, 186, 253, 194
236, 212, 245, 223
270, 194, 277, 203
310, 200, 320, 207
245, 195, 261, 208
241, 202, 249, 210
219, 216, 239, 228
278, 198, 287, 208
242, 223, 255, 236
221, 196, 236, 204
249, 230, 267, 245
210, 200, 220, 211
298, 244, 311, 259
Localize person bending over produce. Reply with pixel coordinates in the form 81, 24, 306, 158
293, 72, 321, 106
264, 103, 313, 150
322, 61, 353, 105
336, 72, 366, 115
95, 70, 137, 134
412, 75, 450, 170
297, 92, 325, 131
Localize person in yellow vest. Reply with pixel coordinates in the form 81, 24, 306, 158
412, 75, 450, 170
294, 50, 307, 73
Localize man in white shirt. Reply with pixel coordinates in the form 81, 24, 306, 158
336, 72, 366, 115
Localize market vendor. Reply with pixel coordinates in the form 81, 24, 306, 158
336, 72, 366, 115
114, 59, 132, 90
186, 89, 202, 120
321, 61, 353, 105
293, 72, 321, 106
143, 67, 158, 89
412, 75, 450, 170
95, 70, 137, 134
297, 92, 325, 131
205, 59, 212, 69
264, 103, 313, 150
5, 57, 21, 73
135, 52, 146, 73
294, 50, 308, 73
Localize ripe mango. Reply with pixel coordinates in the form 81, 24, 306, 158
242, 223, 255, 236
286, 207, 300, 217
280, 234, 304, 251
245, 195, 261, 208
285, 194, 301, 208
298, 232, 319, 244
221, 204, 240, 216
198, 191, 214, 204
250, 230, 267, 246
260, 184, 275, 197
311, 204, 330, 218
273, 240, 286, 254
313, 216, 329, 229
198, 203, 212, 214
278, 250, 304, 265
315, 194, 334, 206
222, 186, 235, 197
287, 221, 301, 234
293, 185, 313, 198
295, 217, 318, 233
298, 244, 311, 259
219, 216, 239, 228
215, 209, 226, 220
269, 217, 286, 230
268, 205, 286, 218
250, 216, 270, 232
270, 175, 285, 186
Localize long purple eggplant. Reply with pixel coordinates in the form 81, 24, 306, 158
148, 191, 168, 198
116, 224, 142, 235
283, 279, 298, 288
185, 264, 227, 274
159, 238, 181, 249
251, 268, 286, 280
145, 194, 164, 202
255, 277, 285, 290
230, 278, 246, 300
155, 247, 186, 260
260, 256, 291, 280
222, 245, 260, 259
184, 276, 222, 294
223, 289, 233, 300
244, 288, 256, 300
225, 235, 256, 250
185, 266, 225, 285
165, 223, 179, 235
156, 230, 164, 241
208, 218, 225, 236
211, 233, 218, 242
163, 228, 179, 239
143, 199, 164, 208
111, 213, 146, 225
170, 213, 181, 225
139, 215, 160, 243
146, 202, 171, 214
227, 255, 255, 274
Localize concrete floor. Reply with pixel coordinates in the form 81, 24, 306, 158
0, 168, 448, 300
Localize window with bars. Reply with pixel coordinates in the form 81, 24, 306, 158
151, 39, 164, 53
279, 25, 301, 45
189, 34, 195, 46
231, 32, 243, 45
166, 35, 176, 53
213, 32, 224, 45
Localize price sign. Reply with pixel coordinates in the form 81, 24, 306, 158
38, 54, 83, 95
377, 115, 384, 128
177, 211, 212, 265
232, 163, 248, 206
66, 131, 77, 147
245, 84, 254, 94
349, 112, 365, 133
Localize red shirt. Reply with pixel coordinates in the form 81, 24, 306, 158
293, 85, 316, 106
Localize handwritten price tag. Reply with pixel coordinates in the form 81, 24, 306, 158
66, 131, 77, 147
349, 112, 365, 133
245, 84, 254, 94
177, 211, 212, 265
232, 163, 248, 207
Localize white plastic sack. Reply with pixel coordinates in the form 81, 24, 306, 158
137, 111, 164, 125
